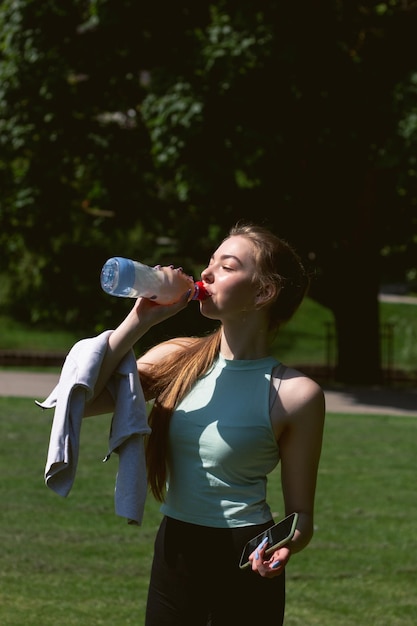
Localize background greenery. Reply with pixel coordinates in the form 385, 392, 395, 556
1, 397, 416, 625
1, 0, 417, 384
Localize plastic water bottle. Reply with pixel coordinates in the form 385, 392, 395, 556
100, 257, 209, 304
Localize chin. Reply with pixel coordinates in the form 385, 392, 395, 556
199, 304, 220, 322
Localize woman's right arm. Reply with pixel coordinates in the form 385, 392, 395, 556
84, 290, 191, 417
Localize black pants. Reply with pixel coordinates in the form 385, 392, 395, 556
145, 516, 286, 626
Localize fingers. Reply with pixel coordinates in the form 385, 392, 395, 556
254, 536, 268, 560
132, 288, 191, 326
251, 539, 286, 578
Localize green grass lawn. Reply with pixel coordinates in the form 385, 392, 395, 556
1, 397, 416, 625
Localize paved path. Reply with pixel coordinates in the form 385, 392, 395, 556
323, 385, 417, 417
0, 370, 416, 416
0, 371, 60, 401
379, 293, 417, 305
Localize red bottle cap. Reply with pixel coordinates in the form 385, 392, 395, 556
193, 281, 210, 301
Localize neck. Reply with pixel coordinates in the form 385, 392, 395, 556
219, 319, 270, 360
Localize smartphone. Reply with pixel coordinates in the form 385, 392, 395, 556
238, 512, 298, 570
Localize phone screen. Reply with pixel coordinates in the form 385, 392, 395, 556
238, 512, 298, 569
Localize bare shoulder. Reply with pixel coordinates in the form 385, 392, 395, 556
272, 364, 325, 427
281, 365, 324, 404
137, 336, 198, 373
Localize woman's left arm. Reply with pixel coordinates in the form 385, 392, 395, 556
278, 376, 325, 553
251, 376, 325, 577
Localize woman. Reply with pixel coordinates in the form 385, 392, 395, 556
88, 223, 325, 626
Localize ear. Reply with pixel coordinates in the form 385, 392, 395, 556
255, 283, 279, 308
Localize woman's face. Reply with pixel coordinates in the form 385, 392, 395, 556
200, 235, 261, 321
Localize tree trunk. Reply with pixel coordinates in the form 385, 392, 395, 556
333, 258, 382, 385
323, 170, 383, 385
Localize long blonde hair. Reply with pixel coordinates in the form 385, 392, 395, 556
143, 223, 309, 501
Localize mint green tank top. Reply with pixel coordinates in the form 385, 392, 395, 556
160, 354, 281, 528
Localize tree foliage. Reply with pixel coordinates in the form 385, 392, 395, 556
0, 0, 157, 328
1, 0, 416, 382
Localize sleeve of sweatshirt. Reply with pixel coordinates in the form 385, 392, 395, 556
103, 349, 151, 525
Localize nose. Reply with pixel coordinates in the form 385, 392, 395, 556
201, 265, 214, 284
